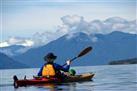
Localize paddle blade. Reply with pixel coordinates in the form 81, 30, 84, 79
77, 46, 92, 57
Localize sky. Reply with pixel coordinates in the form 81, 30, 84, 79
0, 0, 136, 44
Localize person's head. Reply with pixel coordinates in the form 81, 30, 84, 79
44, 53, 57, 63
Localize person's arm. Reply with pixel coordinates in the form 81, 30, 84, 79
54, 63, 70, 72
37, 65, 44, 76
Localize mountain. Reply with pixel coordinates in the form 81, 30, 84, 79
0, 45, 28, 57
13, 31, 137, 67
0, 52, 29, 69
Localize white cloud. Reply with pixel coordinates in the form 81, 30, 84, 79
60, 15, 91, 34
61, 15, 84, 27
104, 17, 128, 24
1, 15, 136, 48
57, 15, 137, 41
0, 42, 9, 47
59, 15, 137, 34
0, 37, 34, 47
21, 40, 34, 47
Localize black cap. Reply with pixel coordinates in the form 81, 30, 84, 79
44, 53, 57, 61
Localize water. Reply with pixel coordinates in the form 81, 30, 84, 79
0, 64, 137, 91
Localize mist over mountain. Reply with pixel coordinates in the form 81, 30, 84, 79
13, 31, 137, 67
0, 45, 27, 57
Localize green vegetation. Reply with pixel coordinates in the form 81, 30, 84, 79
109, 58, 137, 65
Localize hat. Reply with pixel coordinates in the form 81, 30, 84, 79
44, 53, 57, 61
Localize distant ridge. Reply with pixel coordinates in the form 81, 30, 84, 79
13, 31, 137, 67
109, 58, 137, 65
0, 52, 29, 69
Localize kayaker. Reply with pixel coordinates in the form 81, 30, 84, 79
37, 53, 72, 78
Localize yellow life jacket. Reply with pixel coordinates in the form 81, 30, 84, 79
42, 64, 56, 76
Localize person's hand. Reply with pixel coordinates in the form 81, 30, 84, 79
66, 60, 71, 65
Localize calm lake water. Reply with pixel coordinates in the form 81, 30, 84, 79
0, 64, 137, 91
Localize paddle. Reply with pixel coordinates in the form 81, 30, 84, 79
62, 46, 92, 66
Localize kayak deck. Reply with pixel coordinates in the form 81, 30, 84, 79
13, 73, 94, 88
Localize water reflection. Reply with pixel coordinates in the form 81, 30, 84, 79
35, 82, 77, 91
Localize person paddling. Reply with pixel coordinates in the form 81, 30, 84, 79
37, 53, 73, 78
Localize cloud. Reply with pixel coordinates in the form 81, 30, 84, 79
31, 31, 64, 47
0, 42, 9, 47
0, 37, 34, 47
61, 15, 84, 27
0, 15, 136, 48
59, 15, 136, 35
59, 15, 91, 34
56, 15, 136, 42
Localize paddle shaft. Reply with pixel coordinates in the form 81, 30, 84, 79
62, 46, 92, 66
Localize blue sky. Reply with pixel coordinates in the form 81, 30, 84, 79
1, 0, 136, 42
